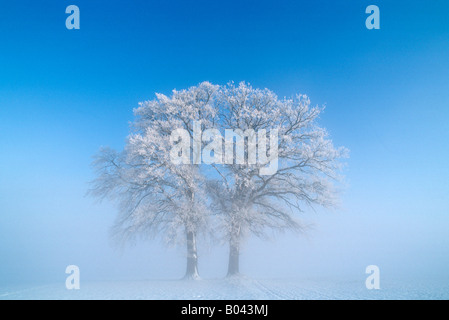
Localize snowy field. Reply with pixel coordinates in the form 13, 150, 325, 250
1, 276, 448, 300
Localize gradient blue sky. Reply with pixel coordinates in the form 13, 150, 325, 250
1, 0, 449, 286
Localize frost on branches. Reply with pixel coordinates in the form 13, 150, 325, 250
209, 82, 348, 275
89, 81, 348, 279
90, 82, 219, 279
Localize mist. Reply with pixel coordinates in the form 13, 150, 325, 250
1, 0, 449, 299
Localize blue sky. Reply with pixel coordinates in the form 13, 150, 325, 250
1, 0, 449, 285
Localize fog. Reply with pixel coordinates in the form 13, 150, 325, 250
1, 0, 448, 298
1, 174, 448, 287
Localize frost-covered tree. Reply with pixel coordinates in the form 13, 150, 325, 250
90, 82, 219, 279
208, 82, 347, 276
90, 81, 346, 279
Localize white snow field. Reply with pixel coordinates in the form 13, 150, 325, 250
1, 276, 448, 300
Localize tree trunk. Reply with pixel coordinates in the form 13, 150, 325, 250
184, 230, 200, 280
227, 239, 240, 276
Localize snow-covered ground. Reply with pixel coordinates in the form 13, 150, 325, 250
1, 276, 448, 300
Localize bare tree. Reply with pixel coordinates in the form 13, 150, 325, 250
208, 82, 348, 276
89, 82, 219, 279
